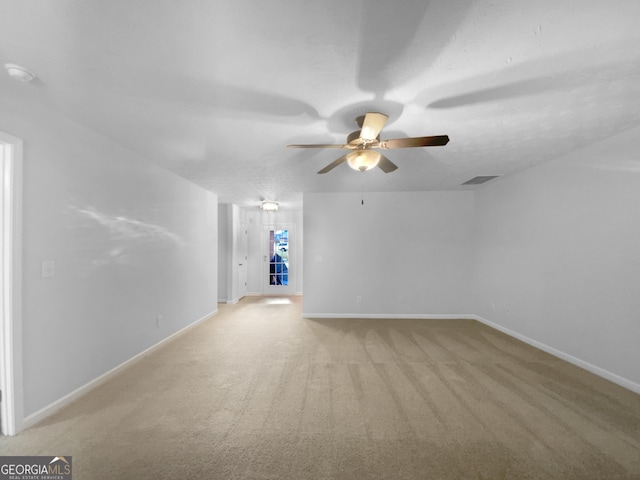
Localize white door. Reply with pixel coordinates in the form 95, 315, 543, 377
237, 223, 248, 299
262, 225, 294, 295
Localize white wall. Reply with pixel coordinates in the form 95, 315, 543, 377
1, 87, 219, 424
473, 125, 640, 390
303, 191, 474, 317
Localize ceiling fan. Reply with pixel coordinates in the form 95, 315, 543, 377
287, 112, 449, 174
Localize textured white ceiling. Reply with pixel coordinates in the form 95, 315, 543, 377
1, 0, 639, 209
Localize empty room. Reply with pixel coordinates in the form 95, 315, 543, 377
1, 1, 639, 479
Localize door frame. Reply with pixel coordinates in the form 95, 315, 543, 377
262, 223, 295, 295
0, 131, 24, 435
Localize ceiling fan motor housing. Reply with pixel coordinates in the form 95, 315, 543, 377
347, 130, 379, 146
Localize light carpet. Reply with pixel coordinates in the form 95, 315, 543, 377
1, 296, 640, 479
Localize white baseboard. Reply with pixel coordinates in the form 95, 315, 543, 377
246, 292, 302, 297
302, 313, 475, 320
472, 315, 640, 395
22, 309, 218, 431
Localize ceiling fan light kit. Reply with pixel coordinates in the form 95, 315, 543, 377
347, 150, 381, 172
287, 112, 449, 174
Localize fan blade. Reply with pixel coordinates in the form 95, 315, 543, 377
317, 155, 347, 174
287, 144, 347, 149
360, 112, 389, 141
380, 135, 449, 149
377, 155, 398, 173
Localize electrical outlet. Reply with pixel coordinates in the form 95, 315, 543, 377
156, 315, 163, 327
356, 295, 362, 303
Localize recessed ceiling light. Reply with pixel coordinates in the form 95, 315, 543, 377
5, 63, 37, 83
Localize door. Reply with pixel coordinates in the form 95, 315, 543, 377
237, 223, 248, 299
262, 225, 294, 295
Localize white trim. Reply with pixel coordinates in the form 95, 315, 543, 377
472, 315, 640, 395
302, 313, 475, 320
0, 132, 23, 436
22, 309, 217, 430
220, 294, 247, 304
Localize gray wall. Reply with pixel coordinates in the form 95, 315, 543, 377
303, 191, 475, 316
473, 125, 640, 389
1, 87, 219, 422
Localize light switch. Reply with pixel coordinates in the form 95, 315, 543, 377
316, 254, 323, 262
41, 260, 55, 279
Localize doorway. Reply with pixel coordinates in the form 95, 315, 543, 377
262, 225, 295, 295
0, 131, 23, 435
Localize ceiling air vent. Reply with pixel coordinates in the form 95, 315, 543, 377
461, 175, 501, 186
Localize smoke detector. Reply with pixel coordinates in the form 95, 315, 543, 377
5, 63, 37, 83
